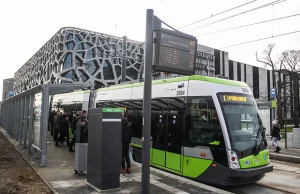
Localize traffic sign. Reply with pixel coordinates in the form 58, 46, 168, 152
271, 88, 276, 98
8, 90, 14, 97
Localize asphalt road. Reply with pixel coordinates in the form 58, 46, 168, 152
224, 160, 300, 194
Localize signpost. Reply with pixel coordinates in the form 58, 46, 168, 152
142, 9, 197, 194
142, 9, 154, 194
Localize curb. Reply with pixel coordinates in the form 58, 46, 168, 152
0, 130, 59, 194
269, 153, 300, 164
131, 161, 234, 194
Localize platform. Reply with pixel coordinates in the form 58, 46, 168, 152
0, 127, 232, 194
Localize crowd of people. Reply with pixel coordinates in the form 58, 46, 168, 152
48, 109, 88, 152
48, 109, 133, 174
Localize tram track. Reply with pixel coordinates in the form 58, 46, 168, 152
224, 183, 294, 194
222, 160, 300, 194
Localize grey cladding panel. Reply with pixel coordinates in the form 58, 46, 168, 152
87, 109, 104, 171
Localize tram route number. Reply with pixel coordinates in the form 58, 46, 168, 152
176, 90, 185, 96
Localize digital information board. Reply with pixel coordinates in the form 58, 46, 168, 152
218, 93, 255, 105
154, 29, 197, 75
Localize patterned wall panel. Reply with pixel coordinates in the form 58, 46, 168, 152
2, 78, 14, 100
14, 27, 144, 94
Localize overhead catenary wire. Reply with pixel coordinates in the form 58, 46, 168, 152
187, 0, 288, 32
178, 0, 259, 29
196, 13, 300, 37
219, 29, 300, 49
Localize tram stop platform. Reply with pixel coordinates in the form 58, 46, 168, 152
267, 138, 300, 164
0, 128, 232, 194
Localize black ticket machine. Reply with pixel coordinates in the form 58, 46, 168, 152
87, 107, 123, 190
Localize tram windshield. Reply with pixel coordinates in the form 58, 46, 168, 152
217, 92, 265, 158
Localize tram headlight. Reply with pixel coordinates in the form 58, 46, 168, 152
227, 150, 240, 169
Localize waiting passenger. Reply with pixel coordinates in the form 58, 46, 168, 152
48, 110, 57, 136
79, 114, 88, 143
53, 111, 62, 141
69, 113, 81, 152
121, 113, 133, 174
55, 114, 70, 147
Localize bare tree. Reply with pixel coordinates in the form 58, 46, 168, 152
281, 50, 300, 127
256, 44, 284, 125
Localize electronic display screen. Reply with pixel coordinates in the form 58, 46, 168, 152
154, 30, 197, 75
218, 94, 255, 105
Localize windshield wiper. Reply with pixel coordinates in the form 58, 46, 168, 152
252, 127, 263, 156
252, 113, 265, 156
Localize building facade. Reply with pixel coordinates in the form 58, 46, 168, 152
14, 27, 145, 94
11, 26, 280, 133
2, 78, 14, 100
14, 27, 274, 100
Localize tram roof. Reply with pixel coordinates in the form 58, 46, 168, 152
97, 75, 248, 91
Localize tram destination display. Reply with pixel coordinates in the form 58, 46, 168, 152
153, 29, 197, 75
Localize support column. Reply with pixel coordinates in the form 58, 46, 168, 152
8, 102, 11, 135
12, 101, 16, 137
16, 99, 20, 141
28, 95, 34, 154
23, 96, 29, 149
41, 89, 50, 167
19, 98, 24, 145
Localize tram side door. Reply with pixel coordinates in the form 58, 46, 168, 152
151, 99, 168, 168
165, 98, 184, 173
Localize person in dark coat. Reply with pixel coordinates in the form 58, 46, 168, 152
271, 122, 281, 152
120, 113, 133, 174
53, 111, 62, 141
55, 114, 70, 147
48, 110, 57, 136
80, 114, 88, 143
69, 113, 80, 152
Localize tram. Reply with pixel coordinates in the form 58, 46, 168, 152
52, 75, 273, 186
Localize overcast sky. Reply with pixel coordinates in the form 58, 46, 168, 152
0, 0, 300, 100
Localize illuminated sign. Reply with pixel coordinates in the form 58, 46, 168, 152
153, 28, 197, 75
223, 95, 247, 102
218, 94, 255, 105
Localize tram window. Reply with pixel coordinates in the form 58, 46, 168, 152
127, 100, 143, 139
185, 96, 225, 148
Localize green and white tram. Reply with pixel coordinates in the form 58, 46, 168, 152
52, 75, 273, 186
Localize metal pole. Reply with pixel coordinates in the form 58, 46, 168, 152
285, 117, 287, 148
122, 36, 127, 82
28, 95, 34, 154
41, 88, 50, 167
16, 99, 20, 141
19, 98, 24, 145
142, 9, 154, 194
12, 101, 16, 137
23, 96, 29, 149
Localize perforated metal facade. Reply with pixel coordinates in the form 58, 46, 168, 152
2, 78, 14, 100
14, 27, 145, 94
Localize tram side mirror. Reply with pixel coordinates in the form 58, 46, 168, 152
178, 83, 184, 88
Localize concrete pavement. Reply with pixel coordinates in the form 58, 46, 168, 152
267, 138, 300, 164
0, 127, 231, 194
